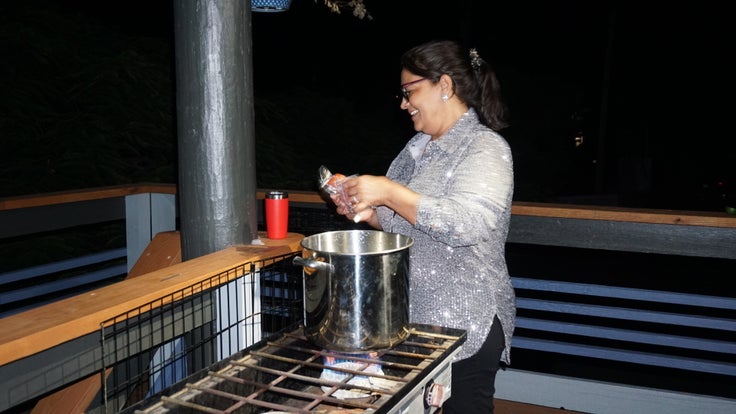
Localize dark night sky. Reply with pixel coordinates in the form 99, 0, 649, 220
4, 0, 734, 211
256, 1, 734, 211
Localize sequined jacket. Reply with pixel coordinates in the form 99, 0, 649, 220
376, 108, 516, 363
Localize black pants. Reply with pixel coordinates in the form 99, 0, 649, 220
441, 315, 505, 414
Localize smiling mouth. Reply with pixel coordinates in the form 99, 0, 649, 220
410, 109, 419, 116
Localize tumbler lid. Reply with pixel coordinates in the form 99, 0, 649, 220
266, 190, 288, 199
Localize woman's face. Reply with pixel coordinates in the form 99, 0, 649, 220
399, 69, 446, 138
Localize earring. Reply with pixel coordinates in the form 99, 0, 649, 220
441, 94, 449, 103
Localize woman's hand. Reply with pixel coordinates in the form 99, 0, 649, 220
342, 175, 387, 207
330, 175, 381, 225
331, 192, 356, 218
332, 174, 419, 227
344, 175, 420, 225
330, 186, 376, 225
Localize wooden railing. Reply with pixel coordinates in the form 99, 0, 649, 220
1, 185, 735, 413
501, 202, 736, 413
0, 184, 177, 317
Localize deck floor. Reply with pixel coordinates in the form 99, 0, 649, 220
496, 399, 587, 414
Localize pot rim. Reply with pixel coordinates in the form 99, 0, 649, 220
300, 229, 414, 255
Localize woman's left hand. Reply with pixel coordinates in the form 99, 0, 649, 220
346, 175, 420, 226
331, 191, 375, 223
333, 175, 384, 223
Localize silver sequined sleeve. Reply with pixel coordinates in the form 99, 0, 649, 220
377, 109, 516, 363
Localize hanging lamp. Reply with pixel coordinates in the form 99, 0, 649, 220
251, 0, 292, 12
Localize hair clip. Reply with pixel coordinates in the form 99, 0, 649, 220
469, 48, 482, 70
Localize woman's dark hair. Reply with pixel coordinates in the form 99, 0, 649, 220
401, 40, 508, 130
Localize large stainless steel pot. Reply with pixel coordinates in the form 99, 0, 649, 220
293, 230, 413, 352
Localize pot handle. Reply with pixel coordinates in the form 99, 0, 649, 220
292, 256, 334, 274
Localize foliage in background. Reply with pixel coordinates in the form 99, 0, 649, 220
318, 0, 371, 20
0, 2, 397, 199
0, 2, 176, 197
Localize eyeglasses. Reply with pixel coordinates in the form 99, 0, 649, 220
399, 78, 427, 101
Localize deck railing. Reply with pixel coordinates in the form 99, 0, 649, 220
0, 185, 735, 414
0, 184, 176, 317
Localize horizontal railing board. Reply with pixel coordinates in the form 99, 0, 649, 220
508, 215, 736, 260
517, 297, 736, 331
0, 248, 127, 285
513, 277, 736, 310
0, 198, 125, 239
516, 317, 736, 354
0, 184, 177, 211
513, 273, 736, 380
2, 288, 106, 319
0, 264, 127, 306
512, 337, 736, 376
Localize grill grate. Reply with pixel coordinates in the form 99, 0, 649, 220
127, 325, 465, 413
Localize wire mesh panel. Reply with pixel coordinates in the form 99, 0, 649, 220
100, 252, 303, 412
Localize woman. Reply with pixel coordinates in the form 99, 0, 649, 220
333, 40, 515, 413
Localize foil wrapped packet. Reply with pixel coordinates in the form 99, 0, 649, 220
319, 165, 355, 214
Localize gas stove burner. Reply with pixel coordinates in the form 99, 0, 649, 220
320, 351, 397, 400
120, 325, 466, 414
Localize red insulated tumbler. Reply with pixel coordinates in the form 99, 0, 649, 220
265, 191, 289, 239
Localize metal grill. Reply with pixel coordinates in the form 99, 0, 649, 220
125, 325, 465, 413
100, 251, 304, 412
